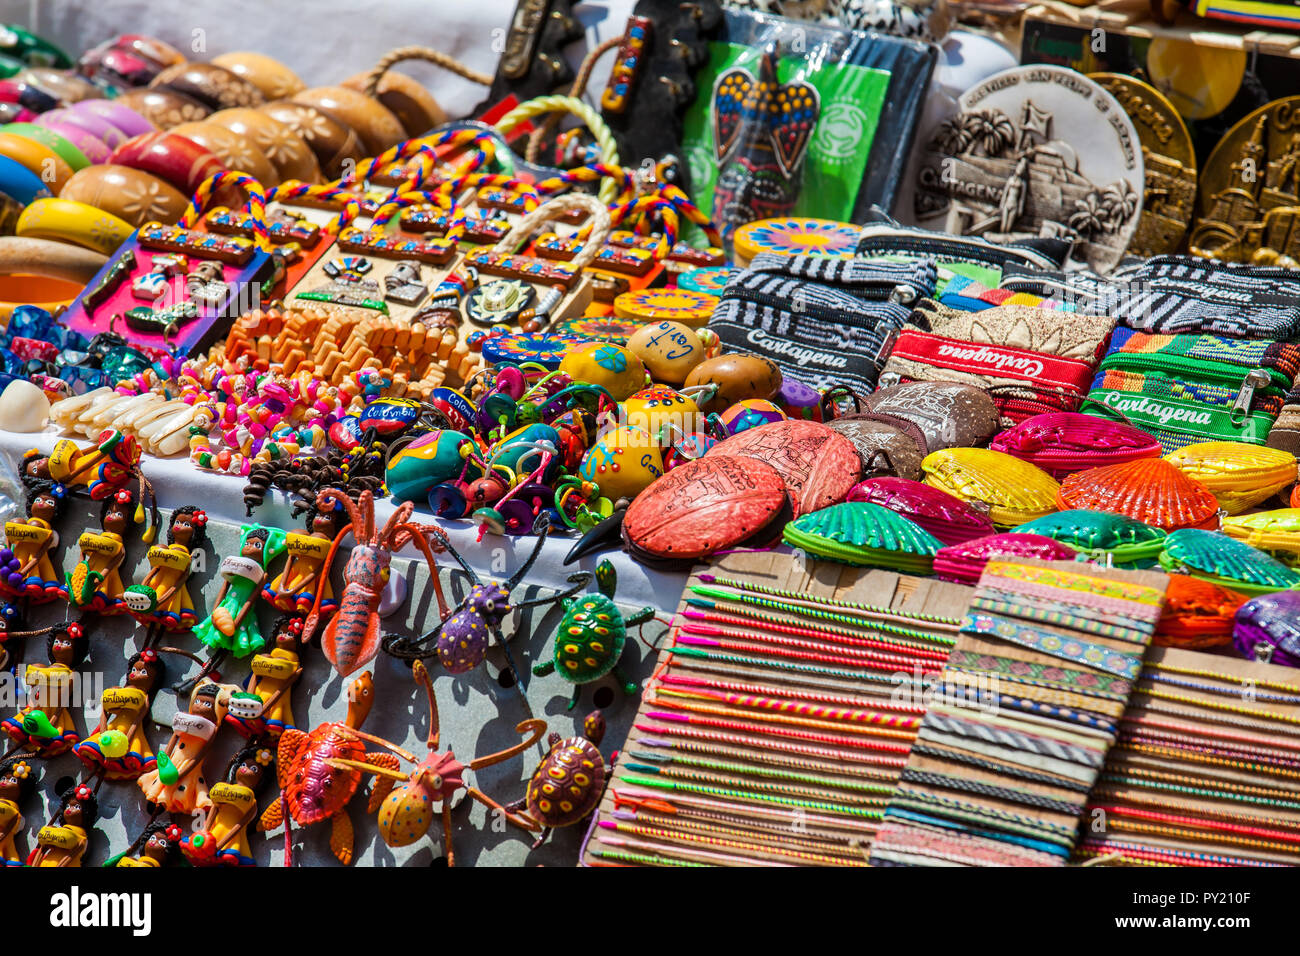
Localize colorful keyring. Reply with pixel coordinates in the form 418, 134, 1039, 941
0, 130, 72, 191
676, 266, 736, 297
551, 315, 645, 345
613, 288, 715, 327
0, 152, 51, 205
733, 216, 860, 265
16, 197, 133, 255
2, 122, 90, 170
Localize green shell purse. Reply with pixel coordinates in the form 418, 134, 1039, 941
1013, 510, 1167, 568
782, 502, 942, 573
1159, 529, 1300, 595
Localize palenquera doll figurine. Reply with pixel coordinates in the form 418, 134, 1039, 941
27, 782, 96, 867
0, 757, 38, 865
0, 603, 22, 674
21, 429, 142, 501
105, 822, 184, 867
73, 648, 165, 783
263, 493, 346, 616
2, 622, 89, 757
225, 614, 304, 740
194, 525, 287, 665
138, 679, 227, 815
66, 488, 136, 614
181, 743, 274, 866
0, 480, 69, 603
126, 505, 207, 643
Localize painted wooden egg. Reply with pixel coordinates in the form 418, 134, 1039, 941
559, 342, 645, 402
623, 385, 702, 443
715, 399, 786, 437
385, 429, 478, 500
578, 426, 664, 502
626, 320, 706, 385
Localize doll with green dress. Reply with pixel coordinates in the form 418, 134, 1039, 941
194, 525, 287, 672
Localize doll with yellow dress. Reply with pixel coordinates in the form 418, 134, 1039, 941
0, 757, 38, 866
225, 614, 304, 740
137, 680, 226, 815
127, 505, 206, 643
181, 743, 274, 866
73, 648, 164, 781
66, 488, 136, 614
27, 782, 95, 867
106, 822, 183, 867
21, 428, 142, 500
0, 480, 69, 603
1, 622, 88, 757
262, 493, 346, 616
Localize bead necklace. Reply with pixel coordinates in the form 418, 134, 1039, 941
635, 737, 901, 783
1144, 660, 1300, 693
1138, 671, 1300, 705
669, 644, 917, 689
1097, 770, 1300, 811
1090, 789, 1300, 833
598, 820, 867, 867
612, 786, 879, 837
627, 806, 865, 852
658, 672, 919, 716
643, 709, 914, 755
636, 719, 910, 767
593, 834, 778, 867
1118, 730, 1300, 774
655, 685, 922, 730
650, 695, 919, 739
588, 846, 702, 867
1075, 840, 1280, 868
619, 773, 886, 819
1089, 803, 1300, 846
676, 628, 943, 676
1122, 713, 1300, 754
689, 587, 957, 647
1100, 818, 1300, 855
696, 573, 963, 628
681, 608, 950, 662
1132, 687, 1300, 726
626, 751, 894, 796
1131, 702, 1300, 740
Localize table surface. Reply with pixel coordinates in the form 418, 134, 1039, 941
0, 426, 687, 866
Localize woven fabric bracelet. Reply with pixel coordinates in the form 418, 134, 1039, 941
900, 768, 1085, 816
911, 743, 1093, 793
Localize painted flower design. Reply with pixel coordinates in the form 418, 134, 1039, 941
120, 177, 177, 222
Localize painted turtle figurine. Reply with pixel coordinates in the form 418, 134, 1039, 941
258, 671, 408, 865
533, 560, 654, 709
478, 710, 610, 849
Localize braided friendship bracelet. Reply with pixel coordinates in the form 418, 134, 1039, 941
910, 743, 1094, 793
900, 768, 1085, 816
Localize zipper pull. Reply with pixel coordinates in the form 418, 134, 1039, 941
1232, 369, 1270, 423
890, 283, 917, 306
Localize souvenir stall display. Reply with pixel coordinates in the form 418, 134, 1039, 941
0, 0, 1294, 873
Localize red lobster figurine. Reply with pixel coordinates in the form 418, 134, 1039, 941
302, 489, 448, 678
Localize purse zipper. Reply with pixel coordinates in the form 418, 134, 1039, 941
1099, 354, 1285, 399
855, 226, 1062, 272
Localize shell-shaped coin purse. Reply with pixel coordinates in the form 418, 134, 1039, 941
1154, 575, 1247, 649
1013, 509, 1167, 568
1056, 458, 1219, 532
1160, 529, 1300, 595
1165, 441, 1297, 514
846, 477, 996, 546
932, 532, 1078, 585
921, 448, 1059, 528
782, 502, 942, 573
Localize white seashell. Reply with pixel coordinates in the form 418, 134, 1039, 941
0, 380, 50, 432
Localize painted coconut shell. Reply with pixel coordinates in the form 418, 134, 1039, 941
824, 416, 925, 481
846, 477, 995, 546
1160, 529, 1300, 594
989, 412, 1161, 478
1155, 576, 1247, 649
622, 455, 790, 568
1057, 458, 1219, 532
1013, 510, 1166, 566
1164, 442, 1297, 514
933, 532, 1078, 585
1234, 591, 1300, 667
921, 448, 1059, 527
782, 502, 942, 572
709, 419, 862, 517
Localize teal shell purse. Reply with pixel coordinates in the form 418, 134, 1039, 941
1160, 529, 1300, 595
782, 502, 942, 573
1014, 510, 1167, 568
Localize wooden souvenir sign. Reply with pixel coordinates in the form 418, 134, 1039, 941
199, 200, 337, 299
59, 221, 274, 356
